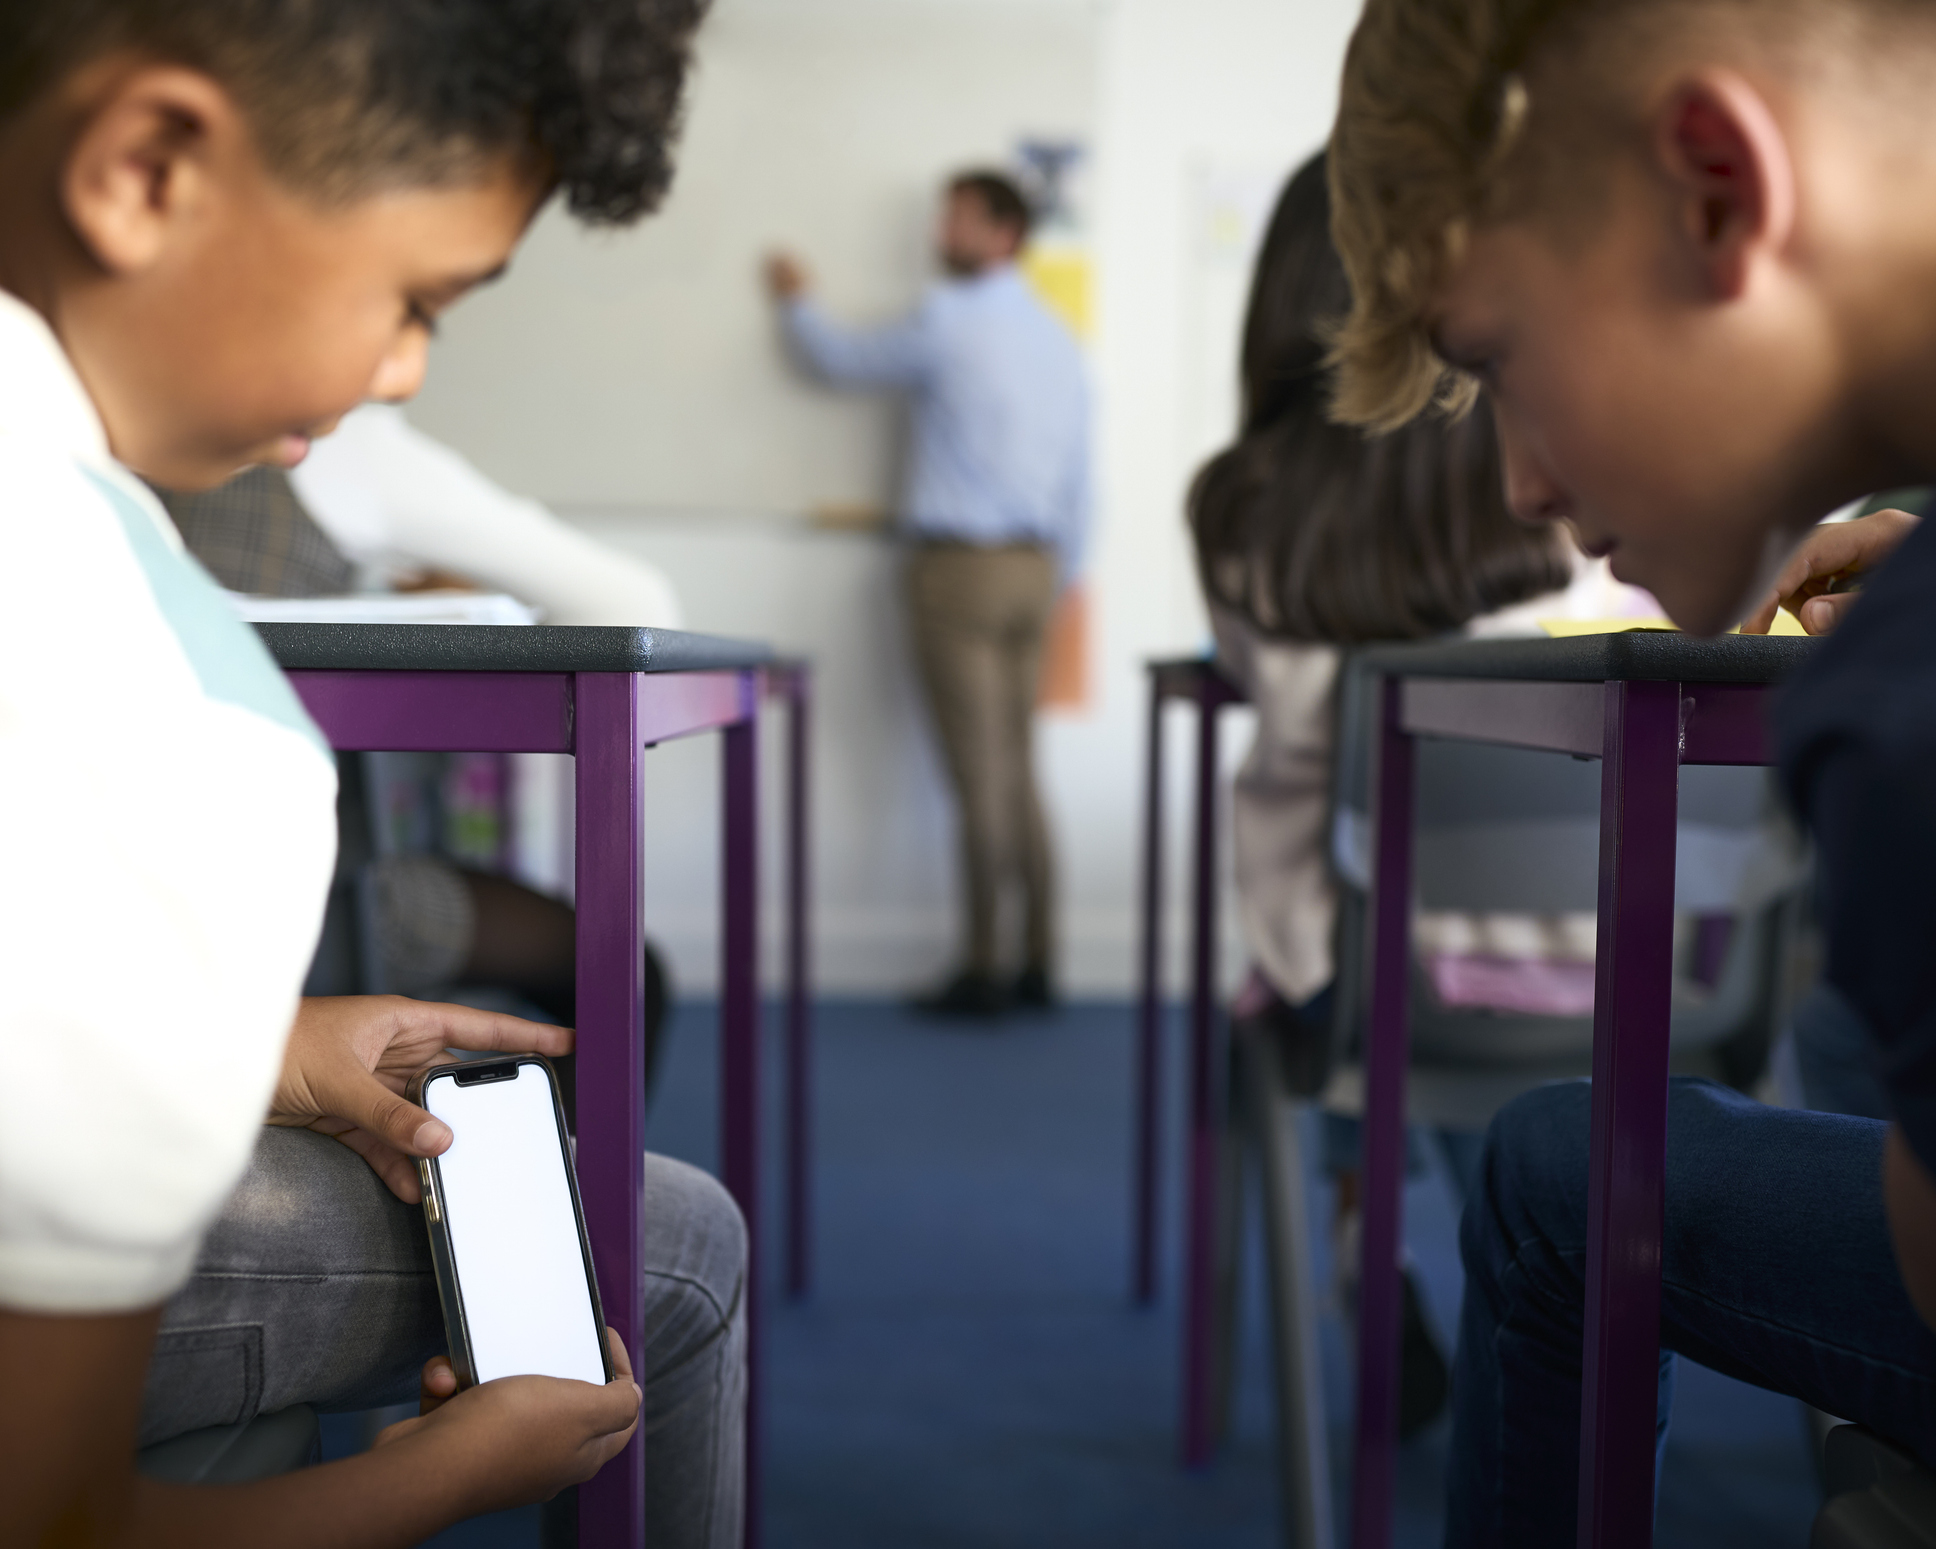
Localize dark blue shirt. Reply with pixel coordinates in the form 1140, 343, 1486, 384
1779, 513, 1936, 1173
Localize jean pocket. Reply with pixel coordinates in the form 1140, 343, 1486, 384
139, 1322, 265, 1447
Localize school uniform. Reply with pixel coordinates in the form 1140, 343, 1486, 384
1444, 517, 1936, 1544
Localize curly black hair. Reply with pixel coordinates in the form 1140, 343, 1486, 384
0, 0, 709, 224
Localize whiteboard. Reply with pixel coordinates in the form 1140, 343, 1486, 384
407, 0, 1102, 515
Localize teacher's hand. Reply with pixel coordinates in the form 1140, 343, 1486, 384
764, 250, 810, 300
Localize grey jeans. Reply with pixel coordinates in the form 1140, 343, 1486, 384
140, 1127, 746, 1548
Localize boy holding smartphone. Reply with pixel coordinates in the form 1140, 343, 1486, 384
1323, 0, 1936, 1540
0, 4, 746, 1546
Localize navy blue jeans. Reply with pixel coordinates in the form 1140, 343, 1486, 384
1447, 1078, 1936, 1546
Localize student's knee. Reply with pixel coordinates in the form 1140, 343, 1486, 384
636, 1154, 748, 1372
1460, 1082, 1594, 1286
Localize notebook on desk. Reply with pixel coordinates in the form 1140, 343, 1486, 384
226, 592, 540, 626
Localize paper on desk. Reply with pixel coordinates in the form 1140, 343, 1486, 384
1537, 611, 1810, 637
225, 592, 541, 626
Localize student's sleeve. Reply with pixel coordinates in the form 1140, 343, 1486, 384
0, 472, 335, 1312
780, 296, 935, 389
295, 408, 683, 628
1782, 517, 1936, 1175
1053, 399, 1093, 588
1798, 727, 1936, 1173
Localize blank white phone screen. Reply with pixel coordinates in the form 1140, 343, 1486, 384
424, 1065, 607, 1385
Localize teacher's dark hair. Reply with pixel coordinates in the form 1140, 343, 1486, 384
1188, 152, 1569, 643
949, 169, 1033, 242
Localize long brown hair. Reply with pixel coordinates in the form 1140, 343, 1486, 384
1188, 152, 1569, 644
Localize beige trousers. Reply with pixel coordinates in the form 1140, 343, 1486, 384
906, 542, 1059, 977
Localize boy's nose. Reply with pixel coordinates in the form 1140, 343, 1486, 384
1496, 416, 1573, 525
369, 329, 430, 404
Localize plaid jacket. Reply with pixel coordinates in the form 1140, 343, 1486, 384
153, 466, 354, 598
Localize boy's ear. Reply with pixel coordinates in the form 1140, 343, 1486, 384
1651, 69, 1797, 300
62, 67, 242, 277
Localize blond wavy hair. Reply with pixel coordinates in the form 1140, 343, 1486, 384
1326, 0, 1908, 431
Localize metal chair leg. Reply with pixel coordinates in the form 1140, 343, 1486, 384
1242, 1021, 1336, 1549
1211, 1036, 1249, 1450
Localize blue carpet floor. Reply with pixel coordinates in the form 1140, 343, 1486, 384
323, 998, 1824, 1546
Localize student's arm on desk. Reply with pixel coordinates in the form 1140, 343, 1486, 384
295, 408, 682, 628
0, 1305, 639, 1549
1740, 507, 1920, 635
1885, 1131, 1936, 1330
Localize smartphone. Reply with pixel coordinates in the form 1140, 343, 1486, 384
407, 1056, 613, 1389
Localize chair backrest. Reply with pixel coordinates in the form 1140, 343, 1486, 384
1324, 648, 1804, 1084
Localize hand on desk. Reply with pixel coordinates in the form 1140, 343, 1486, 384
1741, 507, 1920, 636
268, 996, 573, 1203
764, 250, 810, 300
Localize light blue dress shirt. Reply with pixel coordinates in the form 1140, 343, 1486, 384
782, 264, 1091, 582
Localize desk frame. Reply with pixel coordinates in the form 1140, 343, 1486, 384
1135, 653, 1786, 1548
289, 662, 813, 1549
1130, 659, 1244, 1471
1352, 673, 1773, 1549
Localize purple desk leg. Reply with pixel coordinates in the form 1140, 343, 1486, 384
783, 668, 814, 1302
721, 705, 763, 1549
1577, 680, 1680, 1548
574, 674, 649, 1547
1179, 674, 1223, 1467
1132, 670, 1166, 1306
1351, 676, 1415, 1549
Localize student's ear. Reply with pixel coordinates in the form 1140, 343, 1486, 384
61, 67, 241, 277
1651, 70, 1798, 301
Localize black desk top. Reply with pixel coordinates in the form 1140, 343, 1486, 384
257, 622, 774, 674
1357, 630, 1814, 685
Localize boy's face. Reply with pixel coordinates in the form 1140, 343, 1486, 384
39, 66, 549, 490
71, 162, 544, 490
1425, 158, 1845, 634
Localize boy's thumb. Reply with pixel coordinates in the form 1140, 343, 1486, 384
341, 1067, 451, 1156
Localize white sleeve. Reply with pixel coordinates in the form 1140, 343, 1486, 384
293, 406, 683, 629
0, 454, 336, 1313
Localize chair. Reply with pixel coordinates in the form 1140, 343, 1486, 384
1813, 1426, 1936, 1548
1222, 648, 1807, 1548
136, 1404, 320, 1484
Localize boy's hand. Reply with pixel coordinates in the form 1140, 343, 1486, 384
372, 1330, 640, 1510
267, 996, 573, 1202
1740, 507, 1920, 635
407, 1325, 627, 1418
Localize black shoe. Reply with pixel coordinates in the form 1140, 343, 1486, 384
1398, 1268, 1451, 1441
1010, 965, 1057, 1011
910, 970, 1009, 1019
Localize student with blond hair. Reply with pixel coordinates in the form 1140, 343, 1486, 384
1325, 0, 1936, 1537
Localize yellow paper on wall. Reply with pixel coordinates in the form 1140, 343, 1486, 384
1021, 247, 1093, 340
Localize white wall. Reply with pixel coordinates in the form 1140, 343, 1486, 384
409, 0, 1100, 513
408, 0, 1364, 996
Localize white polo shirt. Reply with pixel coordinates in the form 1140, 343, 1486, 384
0, 291, 337, 1312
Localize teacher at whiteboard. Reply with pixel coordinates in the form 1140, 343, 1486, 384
765, 170, 1091, 1020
